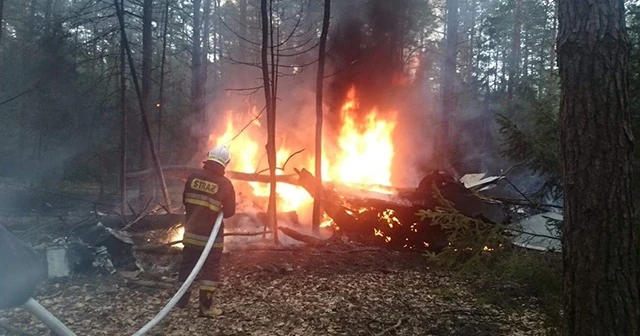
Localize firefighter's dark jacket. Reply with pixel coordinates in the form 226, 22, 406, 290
182, 164, 235, 246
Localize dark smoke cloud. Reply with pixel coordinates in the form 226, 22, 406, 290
327, 0, 414, 122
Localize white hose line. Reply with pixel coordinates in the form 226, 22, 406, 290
132, 211, 224, 336
22, 298, 77, 336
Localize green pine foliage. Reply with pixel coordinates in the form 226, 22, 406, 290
416, 184, 508, 275
496, 96, 562, 199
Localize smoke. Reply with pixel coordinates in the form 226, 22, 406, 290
327, 0, 412, 118
186, 0, 443, 232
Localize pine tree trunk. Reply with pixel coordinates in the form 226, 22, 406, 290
114, 0, 173, 213
260, 0, 278, 244
0, 0, 4, 44
237, 0, 248, 88
157, 0, 170, 154
202, 0, 211, 93
139, 0, 153, 206
508, 0, 522, 99
558, 0, 640, 334
192, 0, 204, 123
119, 27, 127, 216
239, 0, 248, 60
440, 0, 458, 164
312, 0, 331, 232
548, 0, 558, 95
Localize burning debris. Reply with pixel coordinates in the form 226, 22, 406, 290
294, 168, 508, 251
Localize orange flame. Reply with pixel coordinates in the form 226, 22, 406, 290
206, 86, 397, 219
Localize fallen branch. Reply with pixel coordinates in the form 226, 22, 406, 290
126, 166, 299, 185
121, 198, 154, 230
494, 197, 563, 210
278, 226, 328, 247
135, 231, 274, 253
255, 148, 305, 175
374, 317, 407, 336
127, 279, 174, 289
98, 213, 183, 232
226, 231, 273, 237
38, 291, 62, 301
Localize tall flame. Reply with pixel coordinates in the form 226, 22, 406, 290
206, 86, 396, 215
331, 86, 395, 187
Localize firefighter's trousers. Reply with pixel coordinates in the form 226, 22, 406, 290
176, 231, 223, 315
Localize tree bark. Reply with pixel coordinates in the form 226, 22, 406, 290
548, 0, 558, 95
202, 0, 211, 93
119, 19, 128, 216
139, 0, 153, 206
558, 0, 640, 334
508, 0, 523, 99
440, 0, 458, 165
260, 0, 278, 244
192, 0, 205, 123
239, 0, 248, 61
312, 0, 331, 233
0, 0, 4, 45
157, 0, 170, 154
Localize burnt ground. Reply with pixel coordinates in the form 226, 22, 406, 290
0, 246, 546, 336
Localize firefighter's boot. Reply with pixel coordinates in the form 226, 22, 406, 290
198, 290, 223, 317
176, 290, 191, 309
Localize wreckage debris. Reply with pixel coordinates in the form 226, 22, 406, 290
294, 168, 508, 252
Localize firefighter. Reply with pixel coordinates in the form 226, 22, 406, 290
176, 145, 236, 317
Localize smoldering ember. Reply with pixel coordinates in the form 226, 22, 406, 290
2, 0, 639, 335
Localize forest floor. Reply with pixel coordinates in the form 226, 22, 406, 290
0, 182, 553, 336
0, 243, 550, 336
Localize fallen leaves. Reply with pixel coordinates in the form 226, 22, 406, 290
0, 248, 548, 336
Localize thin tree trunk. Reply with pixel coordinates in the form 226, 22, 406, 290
312, 0, 331, 233
558, 0, 640, 334
237, 0, 248, 88
0, 0, 4, 44
139, 0, 153, 206
260, 0, 278, 244
211, 0, 220, 94
120, 27, 127, 216
440, 0, 458, 164
114, 0, 173, 213
548, 0, 558, 95
239, 0, 248, 60
508, 0, 523, 99
192, 0, 204, 123
157, 0, 170, 154
202, 0, 211, 88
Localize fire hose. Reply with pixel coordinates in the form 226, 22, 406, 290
20, 211, 225, 336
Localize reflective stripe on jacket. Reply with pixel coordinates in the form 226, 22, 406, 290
182, 166, 236, 248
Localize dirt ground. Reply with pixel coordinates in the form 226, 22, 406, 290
0, 244, 547, 336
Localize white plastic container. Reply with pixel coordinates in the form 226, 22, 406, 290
46, 245, 71, 278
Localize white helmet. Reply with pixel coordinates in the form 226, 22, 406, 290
205, 145, 231, 168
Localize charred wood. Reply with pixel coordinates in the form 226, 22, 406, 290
96, 214, 184, 232
278, 226, 328, 247
294, 168, 505, 252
